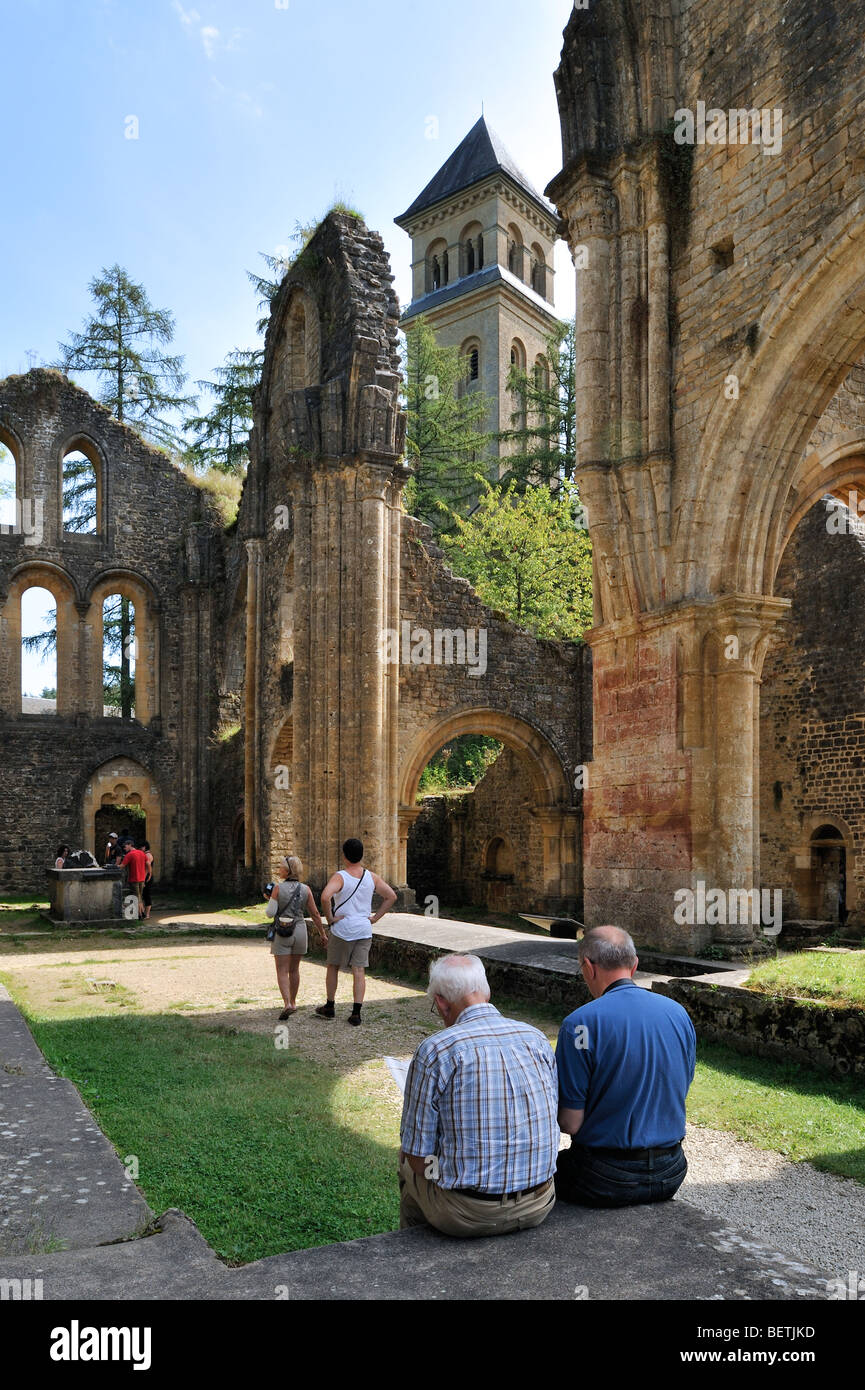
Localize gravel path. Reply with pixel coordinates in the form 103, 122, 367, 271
680, 1123, 865, 1280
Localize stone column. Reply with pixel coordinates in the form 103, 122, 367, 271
243, 538, 263, 868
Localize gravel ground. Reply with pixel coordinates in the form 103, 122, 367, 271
680, 1123, 865, 1280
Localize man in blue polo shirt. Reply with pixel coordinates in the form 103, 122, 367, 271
555, 925, 696, 1207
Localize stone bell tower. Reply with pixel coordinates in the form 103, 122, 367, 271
241, 212, 409, 892
396, 117, 561, 471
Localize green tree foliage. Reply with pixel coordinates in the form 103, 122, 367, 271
61, 451, 98, 532
58, 265, 193, 451
183, 349, 260, 476
499, 319, 577, 494
418, 735, 504, 795
0, 442, 14, 503
443, 480, 592, 641
402, 316, 492, 531
101, 595, 136, 718
248, 203, 365, 336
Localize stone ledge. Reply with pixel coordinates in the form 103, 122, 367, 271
0, 1200, 831, 1301
652, 976, 865, 1077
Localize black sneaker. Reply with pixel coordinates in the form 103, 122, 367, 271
347, 1012, 362, 1026
315, 1004, 335, 1019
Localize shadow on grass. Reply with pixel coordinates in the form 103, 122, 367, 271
26, 1009, 403, 1265
692, 1040, 865, 1183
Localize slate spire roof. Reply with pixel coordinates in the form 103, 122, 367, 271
395, 117, 553, 225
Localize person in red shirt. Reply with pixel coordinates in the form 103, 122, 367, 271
119, 844, 147, 919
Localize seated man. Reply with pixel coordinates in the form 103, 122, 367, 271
555, 925, 696, 1208
399, 953, 558, 1238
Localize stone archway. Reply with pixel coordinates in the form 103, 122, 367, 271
82, 758, 163, 882
399, 708, 577, 913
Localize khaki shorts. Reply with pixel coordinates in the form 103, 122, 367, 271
326, 934, 371, 969
270, 922, 308, 957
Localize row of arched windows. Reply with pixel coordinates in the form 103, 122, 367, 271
20, 586, 137, 717
457, 339, 550, 407
424, 224, 549, 298
0, 432, 102, 536
2, 566, 156, 722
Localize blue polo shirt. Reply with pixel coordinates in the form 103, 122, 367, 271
556, 979, 696, 1149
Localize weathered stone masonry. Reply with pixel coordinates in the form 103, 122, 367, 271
548, 0, 865, 948
0, 370, 223, 889
215, 213, 588, 913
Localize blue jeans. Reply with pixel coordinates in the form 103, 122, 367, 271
555, 1142, 687, 1208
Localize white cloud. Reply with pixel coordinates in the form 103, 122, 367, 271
173, 2, 246, 61
201, 25, 220, 60
173, 1, 200, 29
209, 75, 263, 121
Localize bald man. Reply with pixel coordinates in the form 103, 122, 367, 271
555, 925, 696, 1207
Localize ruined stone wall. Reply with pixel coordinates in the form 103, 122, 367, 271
407, 748, 549, 916
548, 1, 865, 947
398, 518, 589, 784
667, 1, 865, 490
0, 370, 222, 890
760, 497, 865, 927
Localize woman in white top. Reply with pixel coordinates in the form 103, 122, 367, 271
54, 845, 70, 870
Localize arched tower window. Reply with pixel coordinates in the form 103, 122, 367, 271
62, 441, 100, 534
460, 222, 484, 278
427, 239, 448, 294
507, 225, 524, 280
21, 585, 58, 713
510, 339, 527, 431
530, 244, 547, 297
102, 593, 136, 719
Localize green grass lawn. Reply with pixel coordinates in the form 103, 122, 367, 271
5, 950, 864, 1264
746, 950, 865, 1009
23, 1010, 399, 1263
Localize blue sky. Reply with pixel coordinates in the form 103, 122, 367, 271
1, 0, 576, 386
2, 0, 577, 691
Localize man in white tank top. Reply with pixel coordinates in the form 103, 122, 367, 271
315, 837, 397, 1025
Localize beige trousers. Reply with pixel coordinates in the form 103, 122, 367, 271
398, 1155, 555, 1239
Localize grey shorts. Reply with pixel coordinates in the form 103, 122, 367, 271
326, 934, 372, 969
270, 922, 308, 957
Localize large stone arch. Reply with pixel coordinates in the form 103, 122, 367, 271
548, 0, 865, 948
689, 216, 865, 601
398, 708, 577, 912
81, 756, 165, 881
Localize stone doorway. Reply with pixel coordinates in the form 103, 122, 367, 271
806, 826, 848, 924
94, 804, 147, 861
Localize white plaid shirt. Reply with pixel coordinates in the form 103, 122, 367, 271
400, 1003, 559, 1193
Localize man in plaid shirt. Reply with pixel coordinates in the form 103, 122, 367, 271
399, 953, 558, 1238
